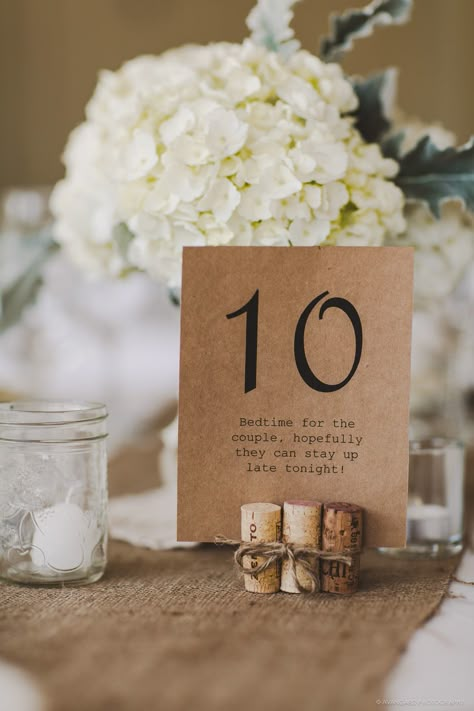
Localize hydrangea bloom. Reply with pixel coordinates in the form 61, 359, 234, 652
394, 201, 474, 304
51, 41, 405, 287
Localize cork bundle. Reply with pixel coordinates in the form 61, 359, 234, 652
239, 500, 363, 595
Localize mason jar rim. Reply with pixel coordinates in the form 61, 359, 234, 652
0, 400, 107, 427
410, 437, 463, 454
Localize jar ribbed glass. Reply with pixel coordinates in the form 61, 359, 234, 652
0, 401, 108, 585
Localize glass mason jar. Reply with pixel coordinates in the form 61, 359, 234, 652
379, 438, 464, 559
0, 401, 108, 585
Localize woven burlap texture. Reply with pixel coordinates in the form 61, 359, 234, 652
0, 433, 462, 711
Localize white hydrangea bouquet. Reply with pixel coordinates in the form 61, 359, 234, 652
2, 0, 473, 328
47, 0, 474, 307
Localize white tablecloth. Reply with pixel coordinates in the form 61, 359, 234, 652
385, 550, 474, 710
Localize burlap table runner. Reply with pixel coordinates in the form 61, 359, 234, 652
0, 432, 466, 711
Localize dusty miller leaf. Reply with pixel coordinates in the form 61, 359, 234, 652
351, 68, 398, 143
381, 131, 405, 160
320, 0, 412, 62
168, 287, 181, 307
246, 0, 301, 57
0, 238, 57, 333
395, 136, 474, 218
114, 222, 134, 259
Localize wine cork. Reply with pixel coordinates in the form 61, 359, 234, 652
320, 555, 361, 594
241, 503, 281, 594
322, 502, 363, 553
321, 502, 363, 595
280, 500, 322, 593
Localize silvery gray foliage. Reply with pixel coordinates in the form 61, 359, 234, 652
114, 222, 134, 260
381, 131, 406, 161
246, 0, 301, 57
395, 137, 474, 218
350, 64, 474, 219
168, 287, 181, 307
320, 0, 412, 62
0, 238, 57, 333
352, 69, 398, 144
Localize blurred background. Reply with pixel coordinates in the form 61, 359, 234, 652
0, 0, 473, 448
2, 0, 474, 188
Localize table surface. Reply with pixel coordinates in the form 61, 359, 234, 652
0, 542, 459, 711
0, 436, 471, 711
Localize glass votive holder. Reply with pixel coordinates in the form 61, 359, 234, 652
379, 438, 464, 559
0, 401, 108, 585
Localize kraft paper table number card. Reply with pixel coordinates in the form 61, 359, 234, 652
177, 246, 414, 547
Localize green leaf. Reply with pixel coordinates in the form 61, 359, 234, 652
246, 0, 301, 57
114, 222, 134, 259
395, 136, 474, 217
168, 287, 181, 307
0, 239, 57, 333
320, 0, 412, 62
381, 131, 405, 160
352, 69, 397, 143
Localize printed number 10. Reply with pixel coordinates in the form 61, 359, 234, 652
226, 289, 363, 394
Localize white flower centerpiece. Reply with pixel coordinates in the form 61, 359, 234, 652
48, 0, 474, 308
3, 0, 473, 426
50, 10, 405, 291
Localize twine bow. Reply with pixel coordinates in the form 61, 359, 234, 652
215, 536, 354, 593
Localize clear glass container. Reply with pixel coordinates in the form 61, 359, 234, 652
0, 401, 108, 585
379, 438, 464, 559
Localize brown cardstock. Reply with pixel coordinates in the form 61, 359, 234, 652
177, 246, 414, 547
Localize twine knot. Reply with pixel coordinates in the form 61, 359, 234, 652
215, 536, 354, 593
